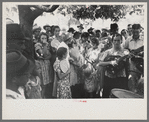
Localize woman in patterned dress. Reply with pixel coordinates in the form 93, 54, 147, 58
53, 47, 72, 99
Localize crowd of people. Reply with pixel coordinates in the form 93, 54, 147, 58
6, 19, 144, 99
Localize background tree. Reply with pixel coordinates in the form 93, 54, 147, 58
6, 4, 144, 57
17, 5, 59, 56
57, 5, 144, 21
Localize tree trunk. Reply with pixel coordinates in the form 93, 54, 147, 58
18, 5, 59, 58
18, 5, 34, 57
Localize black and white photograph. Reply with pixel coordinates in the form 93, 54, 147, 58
2, 2, 147, 120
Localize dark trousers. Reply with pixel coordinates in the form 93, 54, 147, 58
102, 76, 128, 98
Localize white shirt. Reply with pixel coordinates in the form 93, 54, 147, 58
58, 41, 70, 68
122, 36, 143, 50
6, 87, 25, 99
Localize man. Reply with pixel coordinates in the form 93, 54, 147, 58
77, 24, 84, 34
43, 24, 52, 38
127, 24, 133, 37
122, 24, 144, 92
6, 23, 41, 98
32, 24, 41, 44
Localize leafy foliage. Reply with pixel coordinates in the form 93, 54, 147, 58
57, 5, 144, 22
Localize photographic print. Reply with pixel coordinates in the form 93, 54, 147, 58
2, 2, 147, 120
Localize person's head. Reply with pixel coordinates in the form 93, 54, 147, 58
88, 27, 94, 34
95, 30, 101, 38
77, 24, 84, 32
132, 24, 141, 39
73, 31, 81, 39
121, 29, 128, 40
63, 34, 72, 45
127, 24, 132, 36
53, 26, 60, 37
101, 31, 108, 38
43, 24, 51, 32
38, 32, 48, 43
91, 38, 99, 49
57, 47, 67, 60
81, 32, 90, 43
68, 27, 75, 35
112, 33, 123, 49
32, 24, 41, 38
110, 23, 119, 35
7, 50, 35, 86
7, 23, 27, 52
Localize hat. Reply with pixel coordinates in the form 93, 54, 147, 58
7, 50, 35, 76
88, 27, 94, 33
110, 23, 118, 32
51, 39, 60, 49
132, 24, 141, 30
62, 34, 71, 42
67, 28, 75, 33
6, 18, 14, 24
7, 23, 26, 42
77, 24, 84, 29
43, 24, 51, 30
32, 24, 41, 32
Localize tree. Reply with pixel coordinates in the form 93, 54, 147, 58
57, 5, 144, 21
17, 5, 59, 56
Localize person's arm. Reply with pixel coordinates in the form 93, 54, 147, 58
121, 38, 129, 49
57, 68, 71, 80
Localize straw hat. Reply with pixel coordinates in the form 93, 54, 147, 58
32, 24, 41, 33
43, 24, 51, 30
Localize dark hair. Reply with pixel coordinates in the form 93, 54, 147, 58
112, 33, 123, 42
121, 29, 127, 35
110, 23, 118, 32
91, 38, 99, 46
128, 24, 132, 27
101, 32, 108, 37
38, 32, 48, 42
132, 24, 141, 30
81, 32, 90, 39
95, 30, 101, 33
56, 47, 67, 60
53, 25, 60, 32
73, 31, 81, 39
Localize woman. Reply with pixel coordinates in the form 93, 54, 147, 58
121, 29, 128, 40
98, 33, 129, 98
53, 47, 72, 99
35, 32, 52, 98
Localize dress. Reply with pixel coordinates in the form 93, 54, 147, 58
35, 42, 52, 86
53, 59, 72, 99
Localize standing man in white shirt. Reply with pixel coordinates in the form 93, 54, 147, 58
122, 24, 144, 93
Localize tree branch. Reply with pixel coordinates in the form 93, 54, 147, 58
31, 5, 59, 12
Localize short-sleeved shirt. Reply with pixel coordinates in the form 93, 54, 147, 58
100, 48, 128, 78
122, 36, 143, 50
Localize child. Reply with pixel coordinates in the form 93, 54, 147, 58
53, 47, 72, 99
35, 32, 52, 98
83, 63, 98, 98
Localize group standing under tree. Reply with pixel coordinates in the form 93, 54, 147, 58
6, 20, 144, 99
